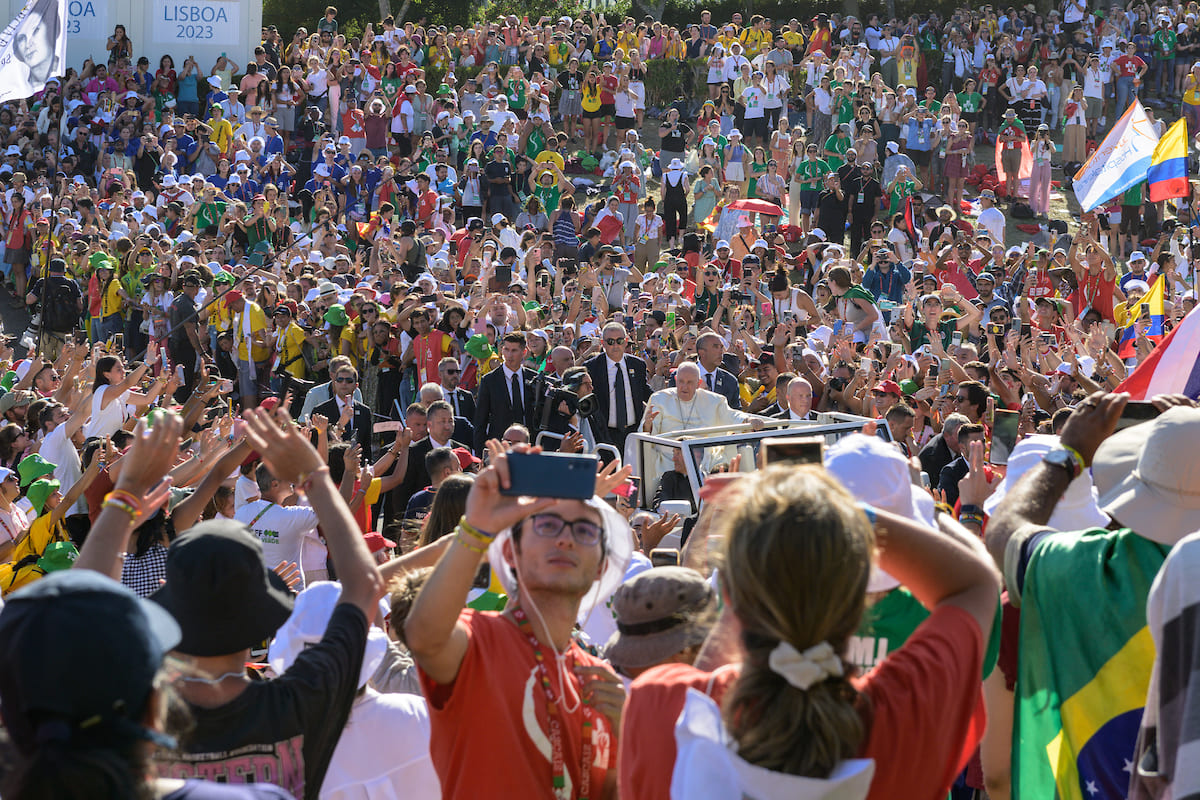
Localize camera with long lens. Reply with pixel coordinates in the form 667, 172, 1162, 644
532, 373, 597, 439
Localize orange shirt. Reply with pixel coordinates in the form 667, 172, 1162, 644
413, 330, 451, 386
618, 605, 986, 800
419, 610, 617, 800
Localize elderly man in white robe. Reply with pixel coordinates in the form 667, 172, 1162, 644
639, 361, 766, 488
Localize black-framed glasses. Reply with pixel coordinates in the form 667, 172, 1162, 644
529, 513, 602, 546
604, 337, 626, 346
335, 376, 358, 384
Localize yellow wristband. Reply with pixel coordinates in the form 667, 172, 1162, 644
454, 531, 488, 554
458, 517, 496, 543
1060, 443, 1088, 471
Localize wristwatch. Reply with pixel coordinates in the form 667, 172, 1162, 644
1042, 447, 1083, 480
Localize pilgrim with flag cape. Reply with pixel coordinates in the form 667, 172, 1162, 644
995, 112, 1033, 199
1116, 275, 1166, 359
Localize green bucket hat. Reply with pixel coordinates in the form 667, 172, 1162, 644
655, 260, 669, 272
323, 304, 349, 327
26, 478, 60, 515
464, 333, 494, 361
88, 252, 112, 271
17, 454, 56, 488
0, 371, 15, 391
37, 540, 78, 573
214, 271, 237, 286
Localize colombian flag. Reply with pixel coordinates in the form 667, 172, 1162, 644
1013, 530, 1170, 800
1117, 275, 1165, 358
1147, 118, 1189, 202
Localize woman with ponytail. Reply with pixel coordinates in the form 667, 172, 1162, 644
619, 465, 1000, 800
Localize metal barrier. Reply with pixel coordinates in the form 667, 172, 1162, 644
532, 431, 622, 467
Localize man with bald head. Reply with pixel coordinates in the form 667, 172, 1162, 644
693, 332, 741, 409
778, 376, 815, 421
549, 346, 575, 377
642, 361, 766, 486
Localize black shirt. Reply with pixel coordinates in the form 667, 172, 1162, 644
169, 292, 198, 348
159, 604, 368, 800
484, 159, 513, 198
817, 189, 847, 241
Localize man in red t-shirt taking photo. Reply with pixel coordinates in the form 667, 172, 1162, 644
1111, 41, 1147, 118
405, 447, 631, 800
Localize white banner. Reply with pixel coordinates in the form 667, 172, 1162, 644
1073, 101, 1159, 212
0, 0, 68, 102
152, 0, 239, 46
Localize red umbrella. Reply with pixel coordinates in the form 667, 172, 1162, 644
728, 198, 785, 216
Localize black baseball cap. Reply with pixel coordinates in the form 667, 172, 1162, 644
0, 570, 181, 754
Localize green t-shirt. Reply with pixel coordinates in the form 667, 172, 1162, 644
1154, 29, 1177, 58
533, 183, 561, 214
909, 318, 958, 351
823, 133, 851, 171
796, 157, 831, 190
506, 79, 527, 110
887, 178, 917, 216
1122, 181, 1144, 207
195, 201, 227, 231
956, 91, 983, 113
919, 99, 943, 114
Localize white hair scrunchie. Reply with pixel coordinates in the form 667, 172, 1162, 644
767, 641, 845, 691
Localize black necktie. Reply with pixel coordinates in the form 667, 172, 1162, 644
615, 363, 628, 429
706, 373, 714, 391
511, 371, 523, 419
450, 391, 460, 417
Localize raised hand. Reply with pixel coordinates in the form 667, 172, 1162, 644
241, 408, 325, 485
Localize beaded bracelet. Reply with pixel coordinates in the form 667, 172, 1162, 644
102, 498, 139, 522
959, 512, 986, 528
105, 490, 144, 518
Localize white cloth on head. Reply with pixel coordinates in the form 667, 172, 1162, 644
982, 434, 1107, 531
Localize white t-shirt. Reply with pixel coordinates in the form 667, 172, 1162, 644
977, 206, 1006, 246
40, 424, 84, 515
234, 474, 260, 510
234, 499, 321, 581
321, 689, 440, 800
1065, 0, 1087, 24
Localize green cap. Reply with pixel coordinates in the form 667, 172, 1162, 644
26, 478, 60, 515
36, 540, 78, 572
17, 454, 56, 488
214, 271, 236, 285
0, 371, 15, 391
323, 304, 349, 327
464, 333, 494, 361
655, 260, 669, 272
89, 252, 112, 271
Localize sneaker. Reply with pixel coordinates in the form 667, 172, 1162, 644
1099, 116, 1107, 127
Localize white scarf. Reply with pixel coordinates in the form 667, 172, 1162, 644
240, 305, 256, 379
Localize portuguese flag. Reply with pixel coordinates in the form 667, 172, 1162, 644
1014, 528, 1170, 800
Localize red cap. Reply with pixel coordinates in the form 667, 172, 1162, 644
872, 380, 902, 396
453, 447, 482, 470
259, 397, 280, 413
363, 532, 396, 553
222, 290, 243, 307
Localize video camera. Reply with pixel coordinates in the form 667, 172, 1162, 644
531, 372, 598, 437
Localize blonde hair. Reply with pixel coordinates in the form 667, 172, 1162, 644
718, 465, 873, 777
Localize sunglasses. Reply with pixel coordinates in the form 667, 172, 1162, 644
604, 338, 626, 346
335, 376, 358, 384
443, 368, 460, 374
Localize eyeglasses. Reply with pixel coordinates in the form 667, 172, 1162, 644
604, 338, 626, 346
335, 376, 358, 384
529, 513, 602, 546
443, 368, 460, 375
953, 395, 969, 403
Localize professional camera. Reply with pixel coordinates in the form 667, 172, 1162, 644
531, 373, 597, 436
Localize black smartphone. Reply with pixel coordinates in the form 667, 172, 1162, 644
989, 409, 1020, 465
763, 436, 825, 465
501, 451, 598, 499
649, 548, 680, 567
928, 362, 940, 378
1114, 400, 1163, 432
1021, 323, 1032, 339
496, 264, 512, 285
1140, 302, 1152, 319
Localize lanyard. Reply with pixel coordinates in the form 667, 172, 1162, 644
512, 607, 594, 800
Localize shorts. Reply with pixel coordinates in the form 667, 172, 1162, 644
599, 103, 615, 117
3, 246, 29, 265
908, 149, 930, 166
1084, 96, 1104, 119
800, 188, 820, 212
583, 106, 603, 119
615, 115, 636, 131
724, 161, 745, 182
1121, 207, 1141, 235
1001, 148, 1022, 176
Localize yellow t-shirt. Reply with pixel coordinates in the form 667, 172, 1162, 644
209, 117, 234, 153
99, 278, 123, 317
210, 296, 234, 332
582, 85, 602, 112
277, 321, 308, 378
234, 301, 270, 362
339, 322, 368, 362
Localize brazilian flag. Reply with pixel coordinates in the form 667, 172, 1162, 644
1014, 528, 1170, 799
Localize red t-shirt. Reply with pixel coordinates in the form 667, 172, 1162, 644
618, 605, 986, 800
600, 74, 619, 104
419, 610, 617, 800
1112, 54, 1145, 78
1069, 268, 1118, 323
938, 260, 980, 301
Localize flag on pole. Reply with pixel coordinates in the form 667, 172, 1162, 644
1117, 306, 1200, 400
1073, 102, 1160, 212
1147, 117, 1190, 202
0, 0, 67, 102
1117, 275, 1166, 359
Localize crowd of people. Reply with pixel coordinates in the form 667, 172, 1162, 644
0, 3, 1196, 800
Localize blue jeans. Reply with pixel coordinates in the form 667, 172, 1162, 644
1115, 77, 1136, 117
1155, 57, 1175, 95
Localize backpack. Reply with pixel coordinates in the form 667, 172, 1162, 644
42, 278, 81, 333
1011, 202, 1035, 219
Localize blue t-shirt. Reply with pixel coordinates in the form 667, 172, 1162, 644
904, 118, 936, 152
177, 74, 199, 103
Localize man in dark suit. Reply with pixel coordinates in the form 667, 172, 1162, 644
396, 400, 468, 510
696, 332, 741, 410
773, 376, 817, 421
439, 356, 477, 420
937, 422, 986, 505
314, 364, 373, 460
586, 322, 650, 452
473, 331, 535, 453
